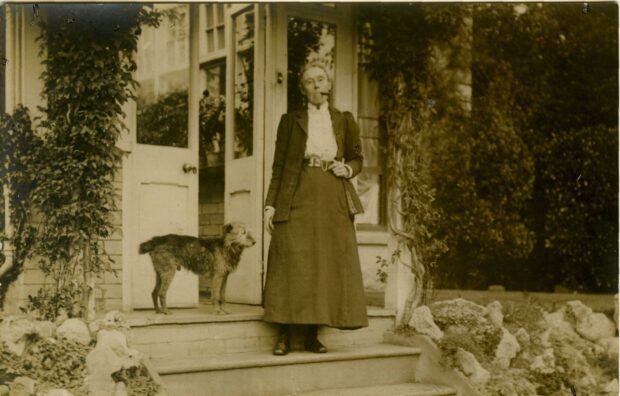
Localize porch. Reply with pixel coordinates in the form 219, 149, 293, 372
125, 301, 456, 396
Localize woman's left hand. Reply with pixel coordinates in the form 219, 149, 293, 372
328, 161, 349, 178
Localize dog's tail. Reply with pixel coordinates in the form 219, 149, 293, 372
139, 239, 157, 255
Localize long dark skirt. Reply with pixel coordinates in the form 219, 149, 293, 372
263, 166, 369, 330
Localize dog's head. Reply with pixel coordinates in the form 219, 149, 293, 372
222, 222, 256, 248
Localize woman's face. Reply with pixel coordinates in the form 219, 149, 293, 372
301, 66, 332, 106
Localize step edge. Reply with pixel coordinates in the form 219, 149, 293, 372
299, 383, 457, 396
157, 347, 422, 375
129, 309, 394, 328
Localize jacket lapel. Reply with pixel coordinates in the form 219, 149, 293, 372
329, 107, 345, 159
295, 110, 308, 135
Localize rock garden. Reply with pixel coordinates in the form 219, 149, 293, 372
405, 297, 618, 395
0, 311, 161, 396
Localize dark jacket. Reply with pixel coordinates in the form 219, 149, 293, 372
265, 106, 364, 222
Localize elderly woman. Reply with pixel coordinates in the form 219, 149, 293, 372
263, 62, 368, 356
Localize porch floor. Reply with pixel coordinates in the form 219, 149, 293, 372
123, 290, 386, 327
124, 299, 392, 328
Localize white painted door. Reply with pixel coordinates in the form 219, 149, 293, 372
223, 4, 266, 304
130, 5, 200, 309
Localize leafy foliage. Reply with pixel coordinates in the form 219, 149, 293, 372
112, 366, 161, 396
359, 4, 467, 299
137, 90, 188, 147
0, 336, 92, 394
0, 106, 38, 307
199, 93, 226, 153
21, 284, 81, 321
469, 3, 618, 291
3, 5, 163, 318
362, 3, 618, 292
540, 126, 618, 290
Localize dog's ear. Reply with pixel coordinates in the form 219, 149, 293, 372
222, 223, 234, 235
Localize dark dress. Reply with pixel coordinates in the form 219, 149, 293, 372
263, 110, 369, 330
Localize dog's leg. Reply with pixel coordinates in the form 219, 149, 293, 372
218, 272, 232, 314
211, 272, 227, 315
152, 271, 162, 313
158, 269, 176, 315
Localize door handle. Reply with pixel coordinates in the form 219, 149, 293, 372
182, 164, 197, 174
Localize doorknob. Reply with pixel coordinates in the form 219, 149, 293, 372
182, 164, 197, 174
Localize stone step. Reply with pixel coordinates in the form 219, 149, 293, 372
156, 343, 422, 396
299, 383, 457, 396
128, 305, 395, 361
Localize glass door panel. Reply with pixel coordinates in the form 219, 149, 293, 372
287, 17, 336, 112
233, 10, 255, 158
136, 4, 190, 148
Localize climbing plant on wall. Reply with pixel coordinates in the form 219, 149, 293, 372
0, 106, 37, 308
16, 5, 164, 320
358, 4, 469, 323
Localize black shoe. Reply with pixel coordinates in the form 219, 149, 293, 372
304, 325, 327, 353
304, 337, 328, 353
273, 339, 289, 356
273, 325, 290, 356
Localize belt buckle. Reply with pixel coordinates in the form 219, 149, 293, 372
320, 158, 331, 172
307, 156, 332, 171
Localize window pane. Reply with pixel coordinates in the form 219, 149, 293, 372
206, 65, 224, 97
217, 26, 225, 50
136, 5, 189, 148
361, 137, 380, 170
200, 64, 226, 163
206, 4, 214, 28
287, 17, 336, 112
207, 30, 215, 53
216, 4, 225, 25
357, 173, 381, 225
233, 10, 255, 158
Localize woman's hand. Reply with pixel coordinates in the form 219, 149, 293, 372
328, 160, 351, 178
264, 206, 275, 235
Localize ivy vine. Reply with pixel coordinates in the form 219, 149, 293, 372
0, 5, 163, 319
359, 4, 469, 321
0, 106, 37, 307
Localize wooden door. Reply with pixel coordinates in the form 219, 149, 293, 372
223, 4, 266, 304
130, 5, 200, 309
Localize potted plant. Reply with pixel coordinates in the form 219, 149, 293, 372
199, 92, 226, 167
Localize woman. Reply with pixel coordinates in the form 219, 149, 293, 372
263, 62, 368, 356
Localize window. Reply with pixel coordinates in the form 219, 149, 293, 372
204, 3, 228, 55
199, 3, 232, 162
356, 68, 385, 226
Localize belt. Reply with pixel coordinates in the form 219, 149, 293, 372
304, 156, 333, 171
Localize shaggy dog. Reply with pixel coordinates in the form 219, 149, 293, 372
139, 222, 255, 315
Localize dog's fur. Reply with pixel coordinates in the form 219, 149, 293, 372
138, 222, 255, 315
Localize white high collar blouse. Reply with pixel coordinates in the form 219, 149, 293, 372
305, 102, 338, 160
